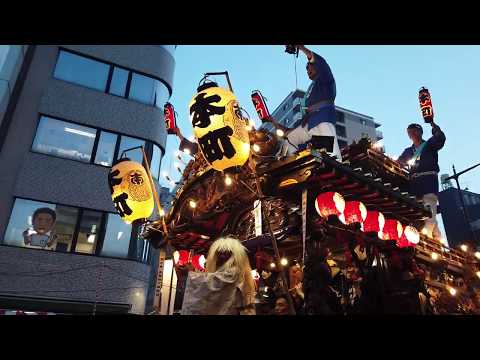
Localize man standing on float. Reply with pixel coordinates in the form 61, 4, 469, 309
266, 45, 342, 160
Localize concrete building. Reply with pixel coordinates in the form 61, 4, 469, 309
262, 89, 382, 149
0, 45, 175, 314
439, 187, 480, 249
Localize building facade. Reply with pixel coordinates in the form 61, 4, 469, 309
439, 187, 480, 249
262, 89, 382, 149
0, 45, 175, 314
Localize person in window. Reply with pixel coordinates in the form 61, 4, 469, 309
22, 208, 57, 250
265, 45, 342, 160
397, 122, 446, 244
179, 236, 256, 315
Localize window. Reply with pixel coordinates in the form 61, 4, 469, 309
54, 50, 109, 91
32, 116, 96, 163
3, 198, 139, 259
151, 144, 162, 180
101, 214, 132, 258
3, 198, 77, 252
75, 210, 103, 254
94, 131, 118, 166
117, 136, 146, 164
129, 73, 156, 105
336, 111, 345, 123
335, 125, 347, 138
154, 81, 170, 109
108, 67, 129, 97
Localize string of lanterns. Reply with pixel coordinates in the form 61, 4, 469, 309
315, 191, 420, 248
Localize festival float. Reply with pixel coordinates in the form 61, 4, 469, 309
110, 73, 480, 315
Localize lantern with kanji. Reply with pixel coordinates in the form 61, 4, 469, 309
339, 201, 367, 225
379, 219, 403, 241
164, 102, 177, 134
315, 192, 345, 218
108, 159, 154, 224
419, 87, 434, 123
251, 90, 271, 122
189, 82, 250, 171
361, 210, 385, 233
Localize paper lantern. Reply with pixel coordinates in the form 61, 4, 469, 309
379, 219, 403, 241
108, 159, 154, 224
339, 201, 367, 225
315, 192, 345, 218
418, 87, 434, 123
396, 233, 411, 248
361, 210, 385, 233
189, 83, 250, 171
191, 254, 206, 271
164, 102, 177, 134
173, 250, 190, 267
403, 225, 420, 245
251, 90, 271, 122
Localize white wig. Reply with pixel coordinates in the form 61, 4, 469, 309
206, 237, 255, 308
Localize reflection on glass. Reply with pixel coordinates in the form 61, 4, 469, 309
53, 205, 78, 252
4, 199, 57, 249
129, 73, 155, 105
151, 144, 162, 179
75, 210, 103, 254
32, 116, 96, 162
117, 136, 145, 164
101, 214, 132, 258
54, 50, 109, 91
94, 131, 117, 166
109, 67, 129, 97
154, 80, 170, 109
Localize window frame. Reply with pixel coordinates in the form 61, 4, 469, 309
30, 113, 165, 170
54, 48, 172, 106
1, 196, 149, 263
31, 115, 98, 164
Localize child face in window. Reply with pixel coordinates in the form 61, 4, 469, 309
33, 213, 55, 234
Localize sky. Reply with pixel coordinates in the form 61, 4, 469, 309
160, 45, 480, 195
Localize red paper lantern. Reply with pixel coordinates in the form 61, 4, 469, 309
191, 254, 206, 271
339, 201, 367, 225
173, 250, 190, 266
315, 192, 345, 218
361, 210, 385, 233
379, 219, 403, 241
396, 233, 410, 248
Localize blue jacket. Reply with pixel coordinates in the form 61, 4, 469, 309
303, 52, 337, 129
398, 124, 446, 196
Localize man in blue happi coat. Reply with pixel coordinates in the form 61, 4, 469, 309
398, 122, 446, 244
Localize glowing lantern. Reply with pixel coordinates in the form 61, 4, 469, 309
191, 254, 206, 271
403, 225, 420, 245
361, 210, 385, 233
379, 219, 403, 241
189, 82, 250, 171
164, 102, 177, 134
315, 192, 345, 218
251, 90, 271, 122
173, 250, 190, 267
108, 159, 154, 224
339, 201, 367, 225
418, 87, 434, 123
